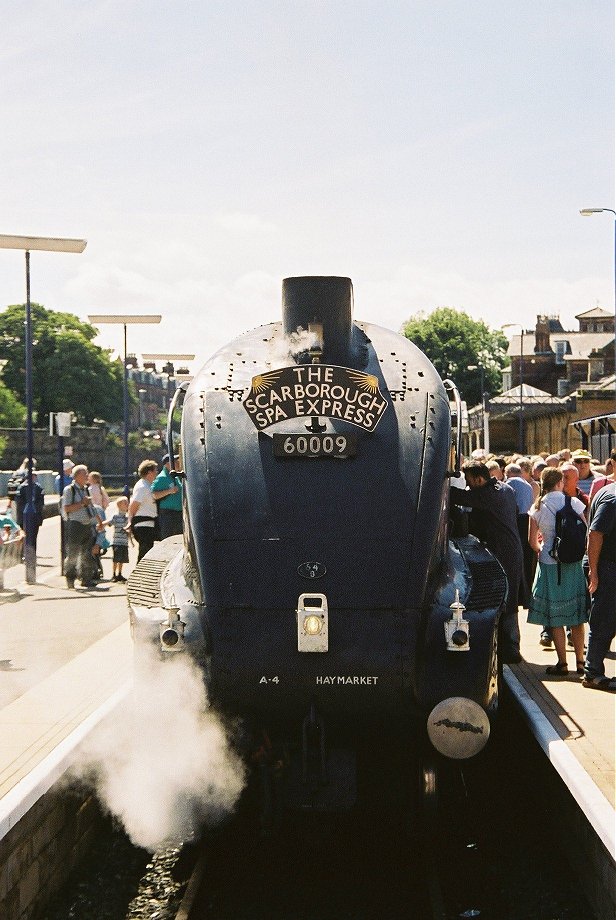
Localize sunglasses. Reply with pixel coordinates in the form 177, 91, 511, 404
573, 458, 590, 464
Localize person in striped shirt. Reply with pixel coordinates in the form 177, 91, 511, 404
105, 497, 132, 583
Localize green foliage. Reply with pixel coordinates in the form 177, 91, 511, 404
128, 432, 164, 452
0, 303, 125, 425
401, 307, 509, 406
0, 380, 26, 426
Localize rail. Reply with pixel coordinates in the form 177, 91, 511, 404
442, 378, 462, 475
0, 533, 24, 589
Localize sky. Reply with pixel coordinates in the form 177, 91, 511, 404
0, 0, 614, 370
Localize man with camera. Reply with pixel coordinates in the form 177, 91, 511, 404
61, 464, 98, 589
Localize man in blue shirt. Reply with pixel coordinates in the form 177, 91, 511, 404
504, 463, 534, 609
583, 482, 616, 692
151, 454, 183, 539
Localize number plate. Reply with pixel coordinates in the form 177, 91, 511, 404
273, 433, 358, 459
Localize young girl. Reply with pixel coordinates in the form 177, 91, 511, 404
105, 497, 132, 582
528, 468, 588, 676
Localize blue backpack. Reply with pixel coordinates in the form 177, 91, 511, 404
549, 494, 587, 582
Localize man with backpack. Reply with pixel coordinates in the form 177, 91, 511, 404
61, 464, 98, 589
584, 482, 616, 692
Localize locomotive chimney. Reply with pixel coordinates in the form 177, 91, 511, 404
282, 276, 354, 364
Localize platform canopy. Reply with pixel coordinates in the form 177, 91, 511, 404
486, 384, 571, 419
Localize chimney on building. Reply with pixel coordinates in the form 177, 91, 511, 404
535, 315, 551, 353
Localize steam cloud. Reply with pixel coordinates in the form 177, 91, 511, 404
69, 643, 246, 851
266, 327, 322, 368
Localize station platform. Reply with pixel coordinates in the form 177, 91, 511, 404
509, 614, 615, 810
0, 517, 135, 819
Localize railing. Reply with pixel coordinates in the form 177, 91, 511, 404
0, 534, 25, 589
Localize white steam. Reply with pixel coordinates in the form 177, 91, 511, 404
69, 645, 245, 851
266, 327, 322, 368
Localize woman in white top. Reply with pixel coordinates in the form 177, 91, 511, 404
528, 467, 588, 676
127, 459, 159, 562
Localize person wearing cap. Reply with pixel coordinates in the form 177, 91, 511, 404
571, 449, 599, 497
151, 454, 183, 539
55, 458, 74, 495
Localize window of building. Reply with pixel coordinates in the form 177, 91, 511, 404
555, 341, 567, 365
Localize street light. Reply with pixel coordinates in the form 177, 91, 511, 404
138, 388, 147, 428
88, 314, 162, 495
0, 234, 87, 583
579, 207, 616, 383
467, 363, 490, 453
141, 353, 196, 414
502, 323, 525, 453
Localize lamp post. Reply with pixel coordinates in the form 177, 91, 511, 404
141, 353, 196, 415
88, 315, 161, 496
138, 388, 147, 429
0, 234, 87, 583
467, 363, 490, 453
502, 323, 525, 453
579, 208, 616, 383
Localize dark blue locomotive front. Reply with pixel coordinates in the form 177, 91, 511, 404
129, 277, 506, 806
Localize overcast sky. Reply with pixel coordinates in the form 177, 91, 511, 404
1, 1, 613, 367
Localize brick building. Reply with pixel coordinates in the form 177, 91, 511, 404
466, 308, 615, 456
503, 307, 615, 397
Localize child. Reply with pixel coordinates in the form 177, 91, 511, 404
90, 503, 109, 581
105, 497, 132, 582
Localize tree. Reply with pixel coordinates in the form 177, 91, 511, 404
0, 380, 26, 426
401, 307, 509, 407
0, 303, 125, 425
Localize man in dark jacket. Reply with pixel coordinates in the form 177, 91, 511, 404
16, 473, 45, 554
450, 460, 524, 663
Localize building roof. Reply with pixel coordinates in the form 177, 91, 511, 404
490, 383, 564, 403
575, 306, 613, 320
574, 373, 616, 395
486, 384, 570, 418
508, 331, 614, 359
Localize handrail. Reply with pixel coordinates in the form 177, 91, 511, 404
442, 378, 462, 476
165, 380, 191, 475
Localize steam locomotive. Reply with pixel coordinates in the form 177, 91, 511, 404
128, 277, 506, 811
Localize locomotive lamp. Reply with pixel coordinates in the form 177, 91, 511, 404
297, 594, 328, 652
160, 604, 185, 652
445, 589, 470, 651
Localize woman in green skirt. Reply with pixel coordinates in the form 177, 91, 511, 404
528, 467, 588, 675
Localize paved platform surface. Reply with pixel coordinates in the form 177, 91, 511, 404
0, 516, 135, 802
510, 611, 615, 808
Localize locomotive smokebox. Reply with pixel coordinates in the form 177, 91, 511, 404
282, 276, 354, 365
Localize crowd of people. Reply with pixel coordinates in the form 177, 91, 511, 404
451, 446, 616, 693
60, 453, 184, 586
1, 453, 184, 590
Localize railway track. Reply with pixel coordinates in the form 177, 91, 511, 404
42, 708, 598, 920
